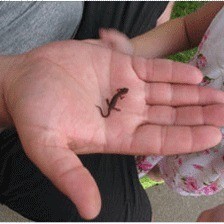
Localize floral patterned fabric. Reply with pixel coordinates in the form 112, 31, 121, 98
136, 6, 224, 196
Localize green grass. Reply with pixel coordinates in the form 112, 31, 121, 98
171, 1, 204, 19
169, 1, 205, 63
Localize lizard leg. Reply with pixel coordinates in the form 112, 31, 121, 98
114, 107, 121, 111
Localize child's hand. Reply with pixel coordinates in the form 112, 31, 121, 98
197, 204, 224, 222
99, 28, 134, 55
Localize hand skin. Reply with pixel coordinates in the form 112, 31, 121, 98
197, 204, 224, 222
1, 40, 224, 219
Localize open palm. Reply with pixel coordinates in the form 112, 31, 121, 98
3, 40, 224, 219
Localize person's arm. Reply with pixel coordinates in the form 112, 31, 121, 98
131, 2, 224, 58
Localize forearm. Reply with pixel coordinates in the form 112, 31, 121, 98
184, 2, 224, 48
131, 2, 224, 59
131, 17, 189, 58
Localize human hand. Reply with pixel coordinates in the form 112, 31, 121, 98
197, 204, 224, 222
99, 28, 133, 55
1, 40, 224, 219
83, 29, 133, 55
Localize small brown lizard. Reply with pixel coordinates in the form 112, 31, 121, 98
96, 88, 129, 118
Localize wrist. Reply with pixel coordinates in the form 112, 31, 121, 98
130, 36, 157, 58
130, 38, 142, 57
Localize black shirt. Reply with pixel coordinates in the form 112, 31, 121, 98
76, 1, 169, 39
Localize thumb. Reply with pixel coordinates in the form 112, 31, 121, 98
18, 130, 101, 220
99, 28, 134, 55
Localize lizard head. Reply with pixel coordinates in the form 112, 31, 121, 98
119, 88, 129, 94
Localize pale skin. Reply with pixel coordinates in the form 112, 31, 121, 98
99, 2, 224, 222
1, 32, 224, 219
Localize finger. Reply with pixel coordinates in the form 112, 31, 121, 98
99, 28, 133, 55
197, 210, 213, 222
144, 104, 224, 126
83, 39, 109, 48
146, 83, 224, 105
132, 58, 203, 84
131, 125, 222, 155
19, 131, 101, 220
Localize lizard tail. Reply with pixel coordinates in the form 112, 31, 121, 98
95, 105, 109, 118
